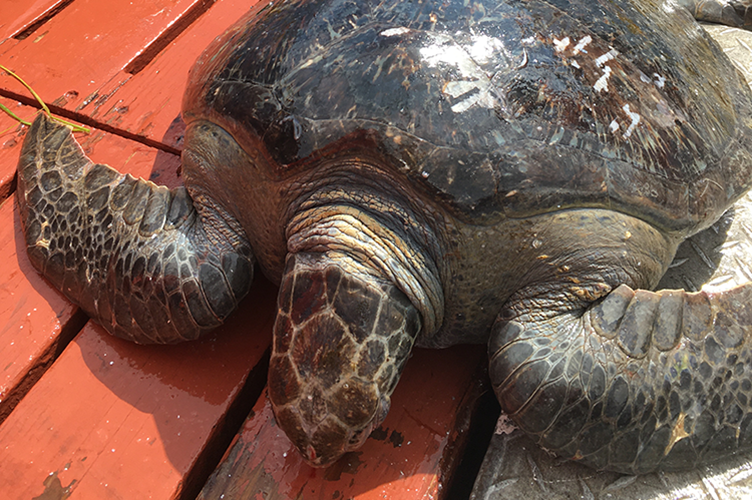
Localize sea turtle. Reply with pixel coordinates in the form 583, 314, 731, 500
15, 0, 752, 474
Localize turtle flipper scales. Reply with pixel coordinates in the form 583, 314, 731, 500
487, 209, 752, 474
679, 0, 752, 27
16, 113, 253, 343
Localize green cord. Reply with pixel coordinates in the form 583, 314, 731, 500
0, 64, 90, 134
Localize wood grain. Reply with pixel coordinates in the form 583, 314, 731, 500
198, 346, 487, 500
0, 283, 273, 500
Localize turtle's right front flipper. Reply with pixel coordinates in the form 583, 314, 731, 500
16, 113, 253, 343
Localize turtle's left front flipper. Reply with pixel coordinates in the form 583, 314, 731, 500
16, 113, 254, 343
678, 0, 752, 27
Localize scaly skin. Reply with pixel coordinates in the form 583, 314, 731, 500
268, 252, 420, 465
16, 114, 253, 343
489, 209, 752, 473
680, 0, 752, 26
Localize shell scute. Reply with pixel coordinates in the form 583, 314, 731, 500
184, 0, 752, 233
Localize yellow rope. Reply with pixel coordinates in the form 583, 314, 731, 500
0, 64, 90, 134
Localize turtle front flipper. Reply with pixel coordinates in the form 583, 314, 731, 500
16, 113, 253, 343
489, 209, 752, 474
267, 195, 443, 467
678, 0, 752, 26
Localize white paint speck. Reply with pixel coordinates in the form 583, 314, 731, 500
422, 33, 501, 113
593, 66, 612, 92
622, 103, 641, 138
573, 35, 592, 54
443, 80, 482, 98
553, 36, 570, 52
653, 73, 666, 88
609, 119, 620, 132
595, 49, 618, 67
380, 27, 411, 37
521, 36, 536, 45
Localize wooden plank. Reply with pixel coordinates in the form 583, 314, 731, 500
0, 0, 257, 147
0, 0, 213, 121
84, 0, 259, 144
0, 116, 181, 423
0, 100, 28, 202
0, 193, 81, 422
0, 0, 256, 149
0, 0, 66, 41
0, 279, 274, 500
197, 346, 487, 500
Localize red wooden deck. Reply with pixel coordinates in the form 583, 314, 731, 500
0, 1, 492, 499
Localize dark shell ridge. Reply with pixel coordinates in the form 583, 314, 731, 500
183, 0, 752, 233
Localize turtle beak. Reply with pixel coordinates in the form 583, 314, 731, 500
294, 393, 390, 467
271, 390, 391, 468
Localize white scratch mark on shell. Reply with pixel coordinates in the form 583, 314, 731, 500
380, 27, 411, 37
422, 34, 502, 113
450, 91, 495, 113
594, 66, 612, 92
553, 36, 570, 52
622, 103, 641, 138
595, 49, 618, 67
573, 35, 592, 54
444, 80, 481, 98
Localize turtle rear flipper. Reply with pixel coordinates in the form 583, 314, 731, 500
16, 113, 253, 343
679, 0, 752, 27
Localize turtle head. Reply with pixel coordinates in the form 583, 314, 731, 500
268, 253, 419, 466
267, 194, 443, 466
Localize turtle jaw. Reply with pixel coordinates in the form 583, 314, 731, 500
268, 251, 422, 467
273, 388, 391, 468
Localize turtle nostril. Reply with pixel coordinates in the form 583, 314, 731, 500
305, 444, 317, 462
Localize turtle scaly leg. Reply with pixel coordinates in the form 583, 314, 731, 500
16, 113, 253, 343
489, 209, 752, 474
268, 198, 443, 466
